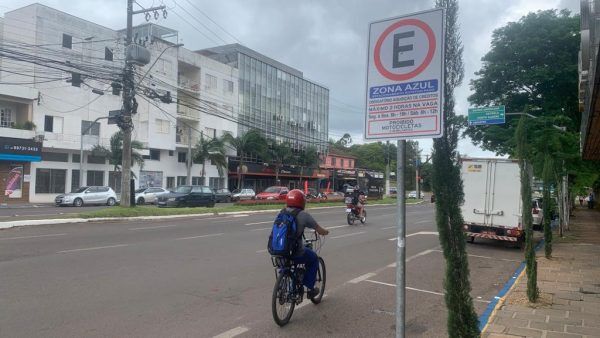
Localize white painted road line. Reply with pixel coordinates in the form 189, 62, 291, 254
415, 220, 430, 224
58, 244, 129, 254
348, 272, 377, 284
175, 233, 224, 240
0, 233, 67, 240
380, 225, 395, 230
331, 231, 366, 239
231, 214, 249, 218
431, 249, 522, 263
129, 225, 177, 231
406, 249, 437, 262
250, 227, 271, 231
326, 224, 349, 230
256, 249, 268, 253
244, 221, 272, 226
212, 326, 250, 338
388, 231, 439, 241
364, 279, 491, 303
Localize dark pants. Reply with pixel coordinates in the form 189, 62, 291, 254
589, 200, 595, 209
293, 248, 318, 290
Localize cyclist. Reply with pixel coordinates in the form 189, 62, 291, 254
350, 186, 366, 220
284, 189, 329, 298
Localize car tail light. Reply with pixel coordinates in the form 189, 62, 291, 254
532, 208, 539, 214
507, 229, 522, 237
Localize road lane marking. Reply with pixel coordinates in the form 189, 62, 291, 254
250, 227, 271, 231
326, 224, 349, 230
129, 225, 177, 230
388, 231, 439, 241
364, 280, 490, 303
244, 221, 272, 226
407, 249, 437, 262
58, 244, 129, 253
380, 225, 396, 230
231, 214, 249, 218
0, 233, 67, 240
331, 231, 366, 239
415, 220, 430, 224
348, 272, 377, 284
256, 249, 268, 253
175, 233, 224, 240
431, 249, 521, 263
212, 326, 250, 338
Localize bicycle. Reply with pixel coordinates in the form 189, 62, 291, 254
270, 232, 326, 326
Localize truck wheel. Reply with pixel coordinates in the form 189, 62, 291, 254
468, 236, 475, 243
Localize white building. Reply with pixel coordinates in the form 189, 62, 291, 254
0, 4, 238, 204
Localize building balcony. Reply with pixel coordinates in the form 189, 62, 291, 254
175, 131, 199, 147
0, 126, 36, 140
177, 104, 201, 121
178, 77, 201, 93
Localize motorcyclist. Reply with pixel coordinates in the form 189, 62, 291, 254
350, 186, 366, 219
284, 189, 329, 297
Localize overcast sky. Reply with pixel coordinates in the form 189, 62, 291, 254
1, 0, 579, 157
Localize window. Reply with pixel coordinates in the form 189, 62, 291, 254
35, 169, 66, 193
62, 34, 72, 49
155, 119, 170, 134
143, 149, 160, 161
81, 120, 100, 136
341, 159, 344, 167
45, 115, 64, 133
201, 186, 213, 194
169, 150, 174, 156
178, 152, 187, 163
205, 127, 216, 139
72, 154, 80, 163
87, 170, 104, 186
209, 177, 225, 189
87, 155, 106, 164
177, 176, 187, 186
42, 152, 69, 162
223, 79, 234, 94
166, 177, 175, 189
331, 157, 336, 166
71, 170, 80, 192
349, 160, 353, 168
104, 47, 113, 61
205, 74, 217, 90
0, 107, 13, 127
192, 177, 203, 185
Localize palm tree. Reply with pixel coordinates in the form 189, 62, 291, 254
193, 134, 227, 185
223, 129, 267, 190
266, 141, 293, 184
91, 131, 144, 175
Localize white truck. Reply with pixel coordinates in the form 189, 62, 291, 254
461, 158, 524, 246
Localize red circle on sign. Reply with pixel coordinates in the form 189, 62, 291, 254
374, 18, 436, 81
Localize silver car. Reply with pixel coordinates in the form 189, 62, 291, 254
231, 188, 256, 201
55, 186, 118, 207
135, 187, 169, 204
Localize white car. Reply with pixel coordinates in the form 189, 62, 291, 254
532, 199, 543, 230
407, 191, 423, 199
55, 186, 118, 207
135, 187, 169, 204
231, 188, 256, 201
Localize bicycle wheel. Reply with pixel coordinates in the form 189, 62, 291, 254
272, 271, 296, 326
310, 257, 326, 304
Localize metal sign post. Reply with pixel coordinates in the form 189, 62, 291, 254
365, 8, 444, 337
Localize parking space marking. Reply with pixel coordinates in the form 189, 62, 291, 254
175, 233, 224, 240
212, 326, 249, 338
364, 280, 490, 303
129, 225, 177, 231
58, 244, 129, 253
388, 231, 439, 241
348, 272, 377, 284
331, 231, 366, 239
406, 249, 437, 262
0, 233, 67, 240
431, 249, 521, 263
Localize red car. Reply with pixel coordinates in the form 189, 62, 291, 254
255, 186, 289, 200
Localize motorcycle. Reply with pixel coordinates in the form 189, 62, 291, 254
345, 196, 366, 225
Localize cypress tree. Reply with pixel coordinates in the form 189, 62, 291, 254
432, 0, 479, 336
516, 116, 539, 302
542, 154, 553, 258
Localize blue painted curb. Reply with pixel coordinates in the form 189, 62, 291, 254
478, 238, 545, 332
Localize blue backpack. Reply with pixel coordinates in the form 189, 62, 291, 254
268, 208, 301, 257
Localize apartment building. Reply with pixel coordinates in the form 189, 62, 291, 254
0, 4, 238, 203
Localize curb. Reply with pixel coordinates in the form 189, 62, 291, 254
0, 201, 420, 230
478, 239, 546, 333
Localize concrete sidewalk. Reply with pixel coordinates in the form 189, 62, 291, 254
483, 208, 600, 338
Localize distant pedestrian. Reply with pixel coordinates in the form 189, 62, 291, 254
579, 195, 584, 207
588, 192, 595, 209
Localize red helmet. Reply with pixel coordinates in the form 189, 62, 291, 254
286, 189, 306, 210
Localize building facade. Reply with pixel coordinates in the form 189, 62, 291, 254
0, 4, 238, 203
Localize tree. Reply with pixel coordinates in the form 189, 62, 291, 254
516, 117, 539, 302
193, 134, 228, 186
265, 141, 293, 184
223, 129, 267, 190
91, 131, 144, 174
432, 0, 479, 336
297, 145, 320, 187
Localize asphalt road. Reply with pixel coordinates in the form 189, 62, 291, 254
0, 203, 536, 337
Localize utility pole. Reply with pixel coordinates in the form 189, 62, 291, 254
120, 0, 164, 206
396, 140, 406, 337
385, 140, 390, 196
187, 127, 193, 184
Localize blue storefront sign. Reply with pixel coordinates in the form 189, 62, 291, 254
0, 137, 43, 162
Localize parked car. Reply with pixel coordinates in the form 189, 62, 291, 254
214, 188, 232, 203
231, 189, 256, 201
135, 187, 169, 205
55, 186, 118, 207
407, 191, 423, 199
532, 198, 544, 231
255, 186, 289, 200
157, 185, 215, 208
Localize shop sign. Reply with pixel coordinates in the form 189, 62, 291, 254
0, 137, 43, 162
